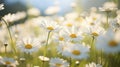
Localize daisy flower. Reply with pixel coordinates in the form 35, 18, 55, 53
45, 5, 60, 15
0, 57, 18, 67
0, 3, 4, 10
38, 56, 50, 62
86, 25, 105, 37
62, 26, 83, 42
39, 19, 61, 32
27, 7, 41, 16
16, 37, 41, 54
49, 58, 69, 67
99, 2, 117, 12
85, 62, 102, 67
58, 42, 90, 60
52, 30, 67, 43
96, 29, 120, 53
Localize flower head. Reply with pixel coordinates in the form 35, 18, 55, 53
17, 37, 41, 54
0, 57, 18, 67
49, 58, 69, 67
0, 3, 4, 10
96, 29, 120, 53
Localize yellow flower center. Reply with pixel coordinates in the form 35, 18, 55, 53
108, 40, 118, 47
92, 32, 98, 36
5, 61, 11, 65
47, 26, 54, 30
90, 22, 95, 25
59, 37, 64, 41
72, 50, 81, 55
25, 44, 32, 49
55, 63, 62, 67
70, 34, 77, 38
66, 23, 72, 27
93, 17, 97, 20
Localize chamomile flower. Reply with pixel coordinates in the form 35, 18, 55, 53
62, 26, 83, 42
86, 25, 105, 37
16, 37, 41, 54
85, 62, 102, 67
0, 3, 4, 10
45, 5, 60, 15
40, 19, 61, 32
52, 30, 66, 43
38, 56, 50, 62
27, 7, 40, 16
99, 2, 117, 12
58, 42, 90, 59
96, 29, 120, 53
49, 58, 69, 67
0, 57, 18, 67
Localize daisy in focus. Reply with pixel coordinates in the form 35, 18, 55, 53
96, 29, 120, 53
62, 26, 83, 42
16, 37, 41, 54
49, 58, 69, 67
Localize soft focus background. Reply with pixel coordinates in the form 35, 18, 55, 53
0, 0, 120, 16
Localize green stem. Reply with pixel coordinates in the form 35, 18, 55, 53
106, 12, 109, 29
101, 49, 103, 65
1, 18, 16, 54
70, 57, 72, 67
44, 31, 51, 56
5, 46, 7, 56
43, 31, 51, 67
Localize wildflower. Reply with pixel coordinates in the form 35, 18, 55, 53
3, 11, 26, 23
58, 42, 90, 59
45, 5, 60, 15
0, 57, 18, 67
27, 7, 41, 16
99, 2, 117, 12
38, 56, 50, 62
16, 37, 41, 54
85, 62, 102, 67
0, 3, 4, 10
96, 29, 120, 53
62, 26, 83, 42
49, 58, 69, 67
86, 25, 105, 37
40, 19, 61, 32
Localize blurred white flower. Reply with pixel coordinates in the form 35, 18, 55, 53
85, 62, 102, 67
27, 7, 40, 16
3, 11, 26, 23
38, 56, 50, 62
45, 5, 60, 15
0, 57, 18, 67
16, 37, 41, 54
96, 29, 120, 53
0, 3, 4, 10
49, 58, 69, 67
86, 25, 105, 37
99, 2, 117, 12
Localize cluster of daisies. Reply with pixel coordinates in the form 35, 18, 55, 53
0, 1, 120, 67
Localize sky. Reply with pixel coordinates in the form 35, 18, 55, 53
5, 0, 74, 15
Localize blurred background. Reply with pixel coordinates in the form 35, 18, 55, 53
0, 0, 120, 16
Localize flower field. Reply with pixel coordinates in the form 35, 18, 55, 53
0, 1, 120, 67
